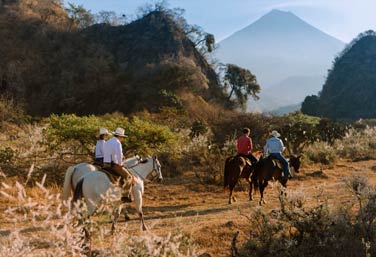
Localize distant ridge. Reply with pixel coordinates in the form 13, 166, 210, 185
302, 31, 376, 120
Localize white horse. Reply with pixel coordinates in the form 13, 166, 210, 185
62, 155, 162, 231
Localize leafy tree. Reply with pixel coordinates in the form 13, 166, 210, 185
223, 64, 260, 109
278, 112, 320, 154
301, 95, 320, 116
65, 2, 94, 29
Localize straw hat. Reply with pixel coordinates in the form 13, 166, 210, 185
270, 130, 281, 137
99, 128, 109, 135
113, 127, 126, 137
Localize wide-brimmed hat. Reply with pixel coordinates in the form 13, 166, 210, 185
113, 127, 126, 137
99, 128, 109, 135
270, 130, 281, 137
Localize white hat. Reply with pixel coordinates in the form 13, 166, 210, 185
270, 130, 281, 137
113, 127, 126, 137
99, 128, 109, 135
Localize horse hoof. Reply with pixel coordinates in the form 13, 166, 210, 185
232, 197, 237, 202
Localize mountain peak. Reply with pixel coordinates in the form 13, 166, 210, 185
253, 9, 312, 29
267, 9, 294, 17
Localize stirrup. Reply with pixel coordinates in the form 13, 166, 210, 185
121, 196, 132, 203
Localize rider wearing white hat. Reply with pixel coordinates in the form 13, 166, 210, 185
264, 130, 291, 179
103, 127, 134, 202
94, 128, 110, 166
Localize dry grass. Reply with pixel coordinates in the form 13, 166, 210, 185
1, 160, 376, 256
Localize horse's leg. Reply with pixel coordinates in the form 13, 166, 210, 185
259, 181, 266, 205
132, 182, 147, 231
260, 181, 268, 205
229, 182, 237, 204
228, 187, 233, 204
123, 205, 131, 221
111, 205, 122, 235
249, 181, 253, 201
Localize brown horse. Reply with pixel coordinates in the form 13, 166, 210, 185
223, 155, 255, 204
251, 155, 301, 205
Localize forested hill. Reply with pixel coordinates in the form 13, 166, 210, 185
302, 31, 376, 120
0, 2, 228, 116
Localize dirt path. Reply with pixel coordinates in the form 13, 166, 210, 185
119, 160, 376, 256
1, 160, 376, 256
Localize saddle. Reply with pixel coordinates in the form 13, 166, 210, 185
93, 163, 123, 184
267, 156, 284, 170
235, 155, 253, 166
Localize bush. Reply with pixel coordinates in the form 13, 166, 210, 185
239, 175, 376, 257
0, 97, 26, 130
43, 113, 180, 159
304, 142, 337, 165
335, 127, 376, 161
0, 178, 199, 256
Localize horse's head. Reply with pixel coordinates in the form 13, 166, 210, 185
289, 155, 302, 173
145, 155, 163, 183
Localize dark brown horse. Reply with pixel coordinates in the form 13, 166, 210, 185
251, 155, 301, 205
224, 155, 255, 204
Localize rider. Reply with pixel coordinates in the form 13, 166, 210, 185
237, 128, 258, 165
103, 127, 134, 203
94, 128, 110, 166
264, 130, 291, 179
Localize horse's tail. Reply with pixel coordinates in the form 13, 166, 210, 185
251, 164, 259, 192
62, 166, 76, 201
73, 178, 84, 202
224, 157, 232, 192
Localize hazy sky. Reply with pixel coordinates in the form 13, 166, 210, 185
66, 0, 376, 43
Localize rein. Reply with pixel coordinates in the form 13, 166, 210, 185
127, 158, 158, 181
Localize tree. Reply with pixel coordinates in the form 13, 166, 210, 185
66, 2, 94, 29
95, 10, 126, 25
223, 64, 260, 109
301, 95, 320, 116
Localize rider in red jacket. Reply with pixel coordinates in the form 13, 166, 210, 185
237, 128, 258, 165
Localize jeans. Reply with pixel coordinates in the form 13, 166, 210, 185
270, 153, 290, 177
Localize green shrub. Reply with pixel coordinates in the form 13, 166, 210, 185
43, 113, 180, 159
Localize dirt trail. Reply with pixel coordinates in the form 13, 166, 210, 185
121, 160, 376, 256
1, 160, 376, 256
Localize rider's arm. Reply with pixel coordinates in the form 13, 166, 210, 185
115, 142, 123, 166
264, 140, 269, 157
279, 139, 286, 153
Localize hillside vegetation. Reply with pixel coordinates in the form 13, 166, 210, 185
0, 1, 230, 116
302, 30, 376, 120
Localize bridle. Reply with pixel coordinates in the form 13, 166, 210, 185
147, 157, 160, 181
127, 157, 161, 181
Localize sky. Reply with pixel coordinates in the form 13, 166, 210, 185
65, 0, 376, 43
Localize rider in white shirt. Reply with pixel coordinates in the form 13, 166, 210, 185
94, 128, 109, 166
103, 127, 134, 202
264, 130, 291, 179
